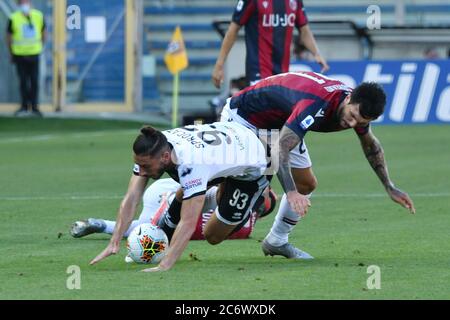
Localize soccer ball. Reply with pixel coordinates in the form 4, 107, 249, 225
126, 223, 169, 264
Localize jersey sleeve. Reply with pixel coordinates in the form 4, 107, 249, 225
285, 100, 323, 140
232, 0, 256, 26
178, 164, 210, 200
354, 124, 371, 136
295, 0, 309, 28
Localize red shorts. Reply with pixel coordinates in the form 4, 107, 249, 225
190, 210, 257, 240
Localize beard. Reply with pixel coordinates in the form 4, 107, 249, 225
340, 119, 349, 129
150, 158, 168, 179
150, 166, 166, 180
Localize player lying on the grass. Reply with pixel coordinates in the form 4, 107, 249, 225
90, 121, 275, 272
70, 178, 277, 241
221, 71, 416, 259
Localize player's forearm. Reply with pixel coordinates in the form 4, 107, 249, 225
215, 22, 240, 67
110, 196, 139, 243
361, 135, 394, 191
110, 175, 147, 242
159, 197, 204, 270
299, 25, 320, 56
159, 218, 196, 270
277, 127, 301, 194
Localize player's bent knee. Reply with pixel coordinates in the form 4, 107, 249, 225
204, 232, 224, 246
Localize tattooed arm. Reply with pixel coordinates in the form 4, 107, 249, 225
277, 126, 311, 217
358, 129, 416, 213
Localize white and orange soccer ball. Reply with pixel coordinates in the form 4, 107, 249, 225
126, 223, 169, 264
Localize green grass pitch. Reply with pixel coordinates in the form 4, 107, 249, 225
0, 117, 449, 300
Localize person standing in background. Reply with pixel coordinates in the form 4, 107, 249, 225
212, 0, 329, 88
6, 0, 46, 117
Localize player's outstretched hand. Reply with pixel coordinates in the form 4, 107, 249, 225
315, 53, 330, 73
387, 187, 416, 214
286, 191, 311, 217
212, 64, 224, 89
90, 241, 120, 265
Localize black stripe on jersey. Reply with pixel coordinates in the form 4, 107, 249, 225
232, 0, 254, 25
272, 0, 287, 75
244, 3, 260, 82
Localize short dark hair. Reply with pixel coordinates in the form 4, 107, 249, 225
350, 82, 386, 119
133, 126, 168, 157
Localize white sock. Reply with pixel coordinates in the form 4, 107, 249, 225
103, 220, 140, 237
123, 220, 141, 238
103, 220, 116, 235
265, 193, 311, 247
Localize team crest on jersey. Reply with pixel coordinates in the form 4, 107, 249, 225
262, 1, 268, 9
236, 0, 244, 12
301, 115, 315, 130
290, 0, 297, 11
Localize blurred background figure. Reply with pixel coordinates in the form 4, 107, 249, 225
423, 47, 440, 59
292, 35, 315, 62
6, 0, 46, 117
209, 76, 249, 118
213, 0, 329, 89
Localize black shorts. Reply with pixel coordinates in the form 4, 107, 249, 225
216, 176, 270, 225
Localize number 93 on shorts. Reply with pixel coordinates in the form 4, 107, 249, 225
216, 176, 270, 225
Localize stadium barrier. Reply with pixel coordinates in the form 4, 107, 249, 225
291, 60, 450, 124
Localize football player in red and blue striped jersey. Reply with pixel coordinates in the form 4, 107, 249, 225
221, 71, 416, 259
213, 0, 329, 87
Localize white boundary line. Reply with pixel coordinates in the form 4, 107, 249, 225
0, 129, 137, 144
1, 193, 448, 201
0, 195, 124, 201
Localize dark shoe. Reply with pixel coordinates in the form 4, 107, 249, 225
31, 109, 43, 118
262, 239, 314, 259
70, 218, 106, 238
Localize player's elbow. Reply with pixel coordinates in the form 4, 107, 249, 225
204, 231, 224, 246
296, 175, 318, 195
